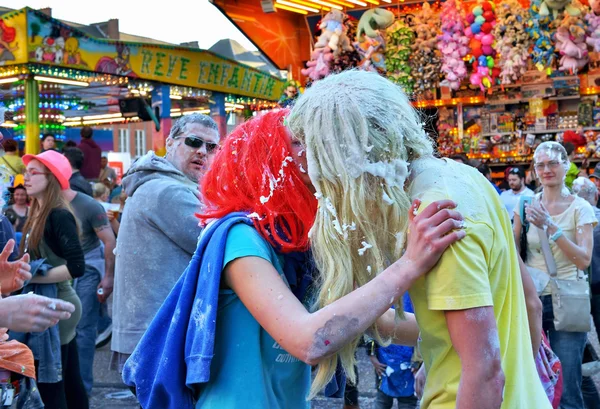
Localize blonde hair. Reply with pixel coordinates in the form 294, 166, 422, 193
288, 70, 434, 397
92, 182, 109, 199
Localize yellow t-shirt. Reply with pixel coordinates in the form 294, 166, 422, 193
407, 158, 551, 409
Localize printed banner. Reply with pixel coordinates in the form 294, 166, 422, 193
25, 10, 284, 100
1, 10, 28, 66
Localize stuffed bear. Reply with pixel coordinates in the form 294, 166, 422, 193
354, 8, 394, 73
314, 10, 353, 56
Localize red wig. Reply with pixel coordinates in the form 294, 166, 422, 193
0, 21, 15, 43
199, 109, 317, 253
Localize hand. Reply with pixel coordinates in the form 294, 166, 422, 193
0, 327, 8, 342
107, 211, 115, 222
402, 199, 466, 280
525, 203, 554, 231
414, 364, 427, 399
97, 275, 114, 303
1, 294, 75, 333
369, 355, 386, 377
0, 240, 31, 294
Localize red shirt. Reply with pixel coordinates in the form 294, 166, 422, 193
78, 138, 102, 179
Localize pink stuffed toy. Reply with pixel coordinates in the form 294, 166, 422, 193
586, 0, 600, 52
494, 0, 531, 84
301, 47, 334, 81
555, 3, 589, 73
437, 0, 469, 90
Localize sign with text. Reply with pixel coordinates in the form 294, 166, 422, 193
25, 9, 283, 101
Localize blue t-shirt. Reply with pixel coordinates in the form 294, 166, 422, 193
376, 294, 415, 398
195, 223, 311, 409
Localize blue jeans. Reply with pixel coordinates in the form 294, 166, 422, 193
74, 246, 104, 394
542, 295, 587, 409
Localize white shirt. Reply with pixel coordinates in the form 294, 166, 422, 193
500, 187, 534, 220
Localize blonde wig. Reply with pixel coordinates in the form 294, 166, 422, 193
287, 70, 434, 397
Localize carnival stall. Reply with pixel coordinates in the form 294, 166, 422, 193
0, 7, 284, 155
213, 0, 600, 180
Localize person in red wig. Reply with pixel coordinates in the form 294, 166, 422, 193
123, 108, 466, 409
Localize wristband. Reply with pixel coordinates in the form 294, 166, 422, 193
550, 227, 563, 242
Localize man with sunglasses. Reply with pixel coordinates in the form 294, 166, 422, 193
500, 166, 533, 221
111, 114, 220, 373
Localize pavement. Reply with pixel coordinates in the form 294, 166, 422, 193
89, 344, 379, 409
90, 331, 600, 409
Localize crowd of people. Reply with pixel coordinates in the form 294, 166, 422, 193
0, 70, 600, 409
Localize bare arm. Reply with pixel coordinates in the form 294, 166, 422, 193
374, 309, 419, 346
30, 265, 72, 284
527, 205, 594, 270
446, 307, 505, 409
226, 200, 465, 365
518, 254, 542, 354
513, 214, 523, 253
96, 225, 116, 302
550, 223, 593, 270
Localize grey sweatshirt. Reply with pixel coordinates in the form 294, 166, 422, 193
111, 152, 202, 354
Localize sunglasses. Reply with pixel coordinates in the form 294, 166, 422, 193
175, 136, 219, 153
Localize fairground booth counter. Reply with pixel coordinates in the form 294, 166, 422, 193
0, 7, 284, 163
212, 0, 600, 181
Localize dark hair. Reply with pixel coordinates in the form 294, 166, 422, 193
2, 139, 18, 152
476, 163, 491, 177
80, 126, 93, 139
507, 166, 525, 179
42, 134, 55, 142
63, 147, 84, 170
449, 154, 471, 166
563, 142, 575, 156
64, 140, 77, 148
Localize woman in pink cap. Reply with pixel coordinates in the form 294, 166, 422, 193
17, 150, 88, 409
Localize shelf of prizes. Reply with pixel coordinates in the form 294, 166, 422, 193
239, 0, 600, 179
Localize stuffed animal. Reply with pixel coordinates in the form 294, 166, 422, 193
314, 10, 353, 57
356, 8, 395, 43
494, 0, 531, 84
527, 0, 556, 70
555, 1, 589, 73
539, 0, 582, 18
436, 0, 470, 90
301, 47, 334, 81
354, 8, 394, 73
303, 11, 354, 81
410, 3, 442, 96
385, 20, 415, 93
586, 0, 600, 52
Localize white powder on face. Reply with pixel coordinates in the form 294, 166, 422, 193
358, 241, 373, 256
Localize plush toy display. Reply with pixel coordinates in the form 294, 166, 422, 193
354, 8, 395, 73
527, 0, 556, 71
385, 19, 415, 93
586, 0, 600, 53
494, 0, 531, 84
554, 0, 589, 73
465, 1, 499, 91
437, 0, 469, 90
539, 0, 582, 18
302, 10, 354, 81
313, 10, 353, 57
410, 3, 442, 96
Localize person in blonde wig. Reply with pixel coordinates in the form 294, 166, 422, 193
288, 70, 550, 409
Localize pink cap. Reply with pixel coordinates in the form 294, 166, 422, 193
22, 150, 72, 190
